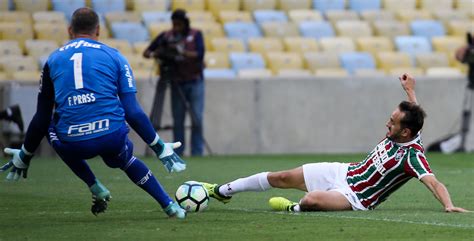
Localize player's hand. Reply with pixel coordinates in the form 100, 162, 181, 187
399, 73, 415, 91
157, 142, 186, 173
445, 206, 471, 213
0, 147, 33, 181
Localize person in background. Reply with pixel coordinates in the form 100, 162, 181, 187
143, 9, 205, 156
0, 105, 24, 132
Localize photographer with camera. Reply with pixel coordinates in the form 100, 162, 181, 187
455, 32, 474, 90
143, 9, 205, 156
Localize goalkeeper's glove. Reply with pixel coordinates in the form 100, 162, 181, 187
0, 146, 33, 181
150, 141, 186, 173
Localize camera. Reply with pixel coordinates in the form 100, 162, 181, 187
463, 33, 474, 64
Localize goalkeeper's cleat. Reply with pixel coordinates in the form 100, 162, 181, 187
269, 197, 298, 212
200, 182, 232, 204
90, 181, 111, 216
164, 202, 186, 219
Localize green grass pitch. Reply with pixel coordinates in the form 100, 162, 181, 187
1, 153, 473, 241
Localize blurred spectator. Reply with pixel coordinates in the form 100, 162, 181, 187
143, 9, 205, 156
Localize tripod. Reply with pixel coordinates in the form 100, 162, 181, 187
459, 85, 473, 152
428, 84, 473, 153
149, 70, 213, 156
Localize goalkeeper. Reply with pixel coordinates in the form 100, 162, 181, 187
0, 8, 186, 219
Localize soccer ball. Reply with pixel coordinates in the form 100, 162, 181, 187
175, 181, 209, 212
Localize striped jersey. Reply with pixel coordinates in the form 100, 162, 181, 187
346, 134, 433, 209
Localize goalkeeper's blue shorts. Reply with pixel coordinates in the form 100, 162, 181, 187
48, 124, 135, 169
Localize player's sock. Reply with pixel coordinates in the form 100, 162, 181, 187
123, 157, 173, 208
219, 172, 271, 196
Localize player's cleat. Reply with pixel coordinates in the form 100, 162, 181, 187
164, 202, 186, 219
200, 182, 232, 204
90, 181, 111, 216
269, 197, 298, 212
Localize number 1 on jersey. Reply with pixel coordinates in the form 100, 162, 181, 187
70, 53, 84, 89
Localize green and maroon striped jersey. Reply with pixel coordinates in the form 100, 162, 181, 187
346, 134, 433, 209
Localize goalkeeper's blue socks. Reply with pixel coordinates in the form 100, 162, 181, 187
123, 157, 173, 208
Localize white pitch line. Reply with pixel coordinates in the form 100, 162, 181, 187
227, 207, 474, 229
41, 208, 474, 229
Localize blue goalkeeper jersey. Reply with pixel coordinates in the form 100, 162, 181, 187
44, 38, 137, 142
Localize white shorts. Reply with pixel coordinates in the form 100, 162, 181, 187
302, 162, 367, 211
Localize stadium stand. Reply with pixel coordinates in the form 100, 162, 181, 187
382, 0, 417, 11
92, 0, 126, 14
253, 10, 288, 24
304, 51, 341, 70
0, 40, 22, 56
205, 51, 231, 69
13, 0, 49, 13
277, 69, 313, 77
288, 9, 323, 23
283, 37, 319, 53
242, 0, 277, 11
211, 37, 246, 52
238, 68, 272, 78
265, 51, 304, 74
25, 39, 58, 60
0, 0, 471, 80
299, 21, 335, 39
260, 22, 299, 38
171, 0, 205, 11
32, 11, 67, 24
359, 10, 395, 23
339, 52, 376, 74
335, 20, 373, 38
33, 22, 69, 45
218, 10, 253, 23
376, 51, 413, 72
349, 0, 381, 12
355, 36, 395, 55
319, 37, 356, 53
142, 11, 171, 26
248, 37, 284, 55
224, 22, 262, 42
229, 52, 266, 72
132, 0, 169, 13
312, 0, 345, 13
410, 20, 446, 39
51, 0, 86, 20
111, 22, 149, 44
278, 0, 312, 11
204, 68, 236, 79
206, 0, 240, 18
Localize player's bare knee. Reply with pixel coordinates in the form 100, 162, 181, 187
268, 171, 292, 188
299, 193, 322, 211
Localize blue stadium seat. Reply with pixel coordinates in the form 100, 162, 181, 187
204, 68, 237, 79
313, 0, 345, 13
142, 11, 171, 26
91, 0, 126, 15
253, 10, 288, 24
339, 52, 376, 74
224, 22, 262, 42
229, 52, 266, 72
299, 21, 335, 39
395, 36, 432, 54
52, 0, 86, 20
349, 0, 381, 12
410, 20, 446, 39
111, 22, 149, 44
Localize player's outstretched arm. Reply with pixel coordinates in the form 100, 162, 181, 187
420, 175, 470, 213
399, 73, 418, 104
119, 92, 186, 173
